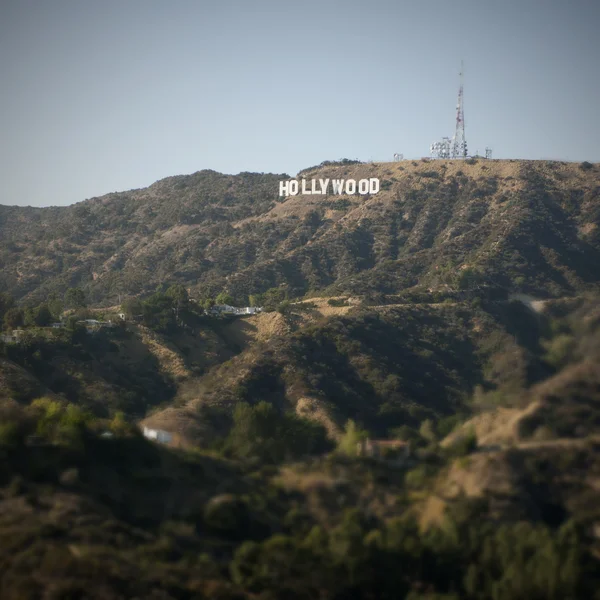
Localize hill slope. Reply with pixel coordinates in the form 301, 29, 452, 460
1, 160, 599, 304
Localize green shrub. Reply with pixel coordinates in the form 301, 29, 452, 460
203, 494, 250, 537
446, 427, 477, 457
0, 421, 21, 447
337, 419, 368, 456
223, 401, 331, 463
327, 298, 349, 307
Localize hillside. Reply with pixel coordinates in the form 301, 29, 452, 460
1, 160, 599, 305
2, 160, 600, 597
142, 296, 555, 447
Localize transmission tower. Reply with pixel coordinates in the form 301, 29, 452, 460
451, 61, 468, 159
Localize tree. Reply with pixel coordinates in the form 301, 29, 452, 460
338, 419, 368, 456
165, 284, 188, 304
224, 401, 330, 463
261, 287, 287, 312
166, 284, 189, 320
216, 291, 234, 306
277, 299, 291, 314
142, 293, 176, 333
36, 304, 53, 326
201, 297, 215, 311
456, 268, 482, 291
419, 418, 437, 444
3, 307, 24, 330
121, 297, 143, 318
23, 303, 52, 327
0, 292, 15, 321
109, 411, 129, 435
65, 287, 86, 309
47, 293, 64, 320
25, 303, 52, 327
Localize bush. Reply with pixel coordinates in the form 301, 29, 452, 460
223, 401, 331, 463
579, 161, 593, 171
327, 298, 349, 307
337, 419, 368, 456
542, 333, 576, 369
446, 427, 477, 457
0, 421, 21, 447
203, 494, 250, 537
277, 300, 291, 314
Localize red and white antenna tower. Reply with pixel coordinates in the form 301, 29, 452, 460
451, 61, 468, 159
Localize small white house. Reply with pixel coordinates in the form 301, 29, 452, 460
210, 305, 262, 316
142, 426, 173, 445
211, 304, 237, 314
238, 306, 262, 315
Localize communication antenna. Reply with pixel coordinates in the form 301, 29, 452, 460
451, 61, 468, 159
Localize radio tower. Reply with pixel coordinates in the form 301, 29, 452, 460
451, 61, 468, 159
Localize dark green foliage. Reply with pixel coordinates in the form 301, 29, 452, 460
3, 307, 23, 329
216, 291, 234, 306
250, 287, 287, 311
46, 293, 63, 321
141, 292, 176, 333
276, 299, 291, 314
0, 390, 599, 598
327, 298, 349, 307
2, 328, 176, 417
204, 494, 252, 539
445, 427, 477, 458
222, 401, 332, 463
0, 292, 15, 322
228, 508, 595, 599
120, 296, 143, 317
64, 287, 86, 309
23, 303, 52, 327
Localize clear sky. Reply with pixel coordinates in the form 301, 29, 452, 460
1, 0, 599, 207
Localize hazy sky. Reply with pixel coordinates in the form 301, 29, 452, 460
1, 0, 599, 207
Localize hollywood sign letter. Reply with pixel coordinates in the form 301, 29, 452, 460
279, 178, 380, 197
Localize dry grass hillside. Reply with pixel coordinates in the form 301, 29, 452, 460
142, 296, 561, 447
2, 161, 600, 598
1, 160, 599, 306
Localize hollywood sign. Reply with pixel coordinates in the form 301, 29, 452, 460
279, 178, 380, 197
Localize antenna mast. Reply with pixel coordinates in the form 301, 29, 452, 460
451, 61, 468, 158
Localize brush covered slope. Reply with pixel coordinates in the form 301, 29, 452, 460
143, 297, 554, 446
1, 160, 600, 598
1, 303, 600, 600
1, 160, 599, 305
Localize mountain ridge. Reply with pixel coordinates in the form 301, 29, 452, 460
1, 159, 599, 306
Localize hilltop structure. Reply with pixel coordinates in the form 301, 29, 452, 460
430, 62, 492, 160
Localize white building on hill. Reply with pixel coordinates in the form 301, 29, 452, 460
210, 305, 262, 316
142, 426, 173, 445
